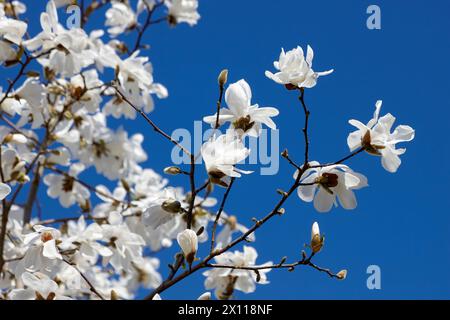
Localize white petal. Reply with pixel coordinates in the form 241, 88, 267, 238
313, 188, 335, 212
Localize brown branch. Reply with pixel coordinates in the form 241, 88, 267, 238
310, 147, 365, 168
210, 177, 235, 252
131, 1, 165, 54
112, 85, 191, 157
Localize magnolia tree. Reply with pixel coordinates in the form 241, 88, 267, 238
0, 0, 415, 300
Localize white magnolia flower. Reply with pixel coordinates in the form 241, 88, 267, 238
43, 163, 90, 208
0, 5, 27, 45
9, 272, 71, 300
265, 45, 333, 89
201, 133, 252, 187
127, 257, 162, 290
61, 216, 113, 267
0, 182, 11, 200
1, 146, 29, 184
203, 79, 279, 137
24, 0, 94, 77
295, 162, 368, 213
177, 229, 198, 266
142, 187, 182, 229
105, 2, 136, 36
166, 0, 200, 26
347, 100, 415, 173
101, 222, 145, 273
14, 225, 63, 276
203, 246, 271, 299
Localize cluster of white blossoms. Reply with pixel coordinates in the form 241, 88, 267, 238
0, 0, 414, 301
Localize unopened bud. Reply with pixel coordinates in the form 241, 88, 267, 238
218, 69, 228, 87
164, 166, 182, 175
336, 269, 347, 280
4, 133, 27, 144
110, 290, 119, 300
161, 199, 181, 213
177, 229, 198, 268
310, 221, 324, 253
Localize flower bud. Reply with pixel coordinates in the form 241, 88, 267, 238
3, 133, 27, 144
218, 69, 228, 87
164, 166, 182, 175
161, 199, 181, 213
336, 269, 347, 280
177, 229, 198, 268
310, 221, 324, 253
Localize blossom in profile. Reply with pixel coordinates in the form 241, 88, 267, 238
177, 229, 198, 267
347, 100, 415, 173
203, 79, 279, 137
265, 45, 333, 89
201, 132, 252, 187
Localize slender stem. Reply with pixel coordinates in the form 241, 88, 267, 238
210, 178, 235, 253
112, 86, 191, 157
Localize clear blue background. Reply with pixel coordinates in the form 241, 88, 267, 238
9, 0, 450, 299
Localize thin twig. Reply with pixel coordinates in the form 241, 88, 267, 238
210, 177, 235, 253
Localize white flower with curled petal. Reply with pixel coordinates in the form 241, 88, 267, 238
15, 225, 63, 275
105, 2, 136, 36
43, 163, 90, 208
265, 45, 333, 89
8, 272, 71, 300
203, 79, 279, 137
347, 100, 415, 173
177, 229, 198, 267
203, 246, 271, 299
166, 0, 200, 26
201, 132, 252, 187
142, 187, 182, 229
295, 161, 368, 213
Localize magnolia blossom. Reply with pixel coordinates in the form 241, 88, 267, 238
203, 79, 279, 137
295, 162, 368, 213
9, 272, 70, 300
347, 100, 415, 173
265, 45, 333, 89
201, 133, 252, 187
203, 246, 271, 299
15, 225, 63, 276
105, 2, 136, 36
166, 0, 200, 26
0, 5, 27, 45
43, 163, 90, 208
24, 1, 94, 77
142, 187, 182, 229
177, 229, 198, 266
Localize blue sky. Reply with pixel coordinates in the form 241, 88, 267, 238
10, 0, 450, 299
